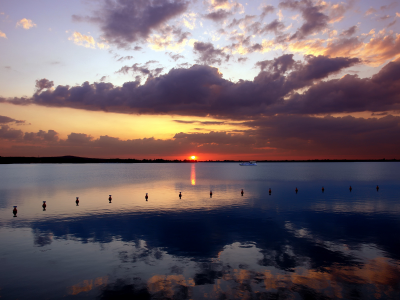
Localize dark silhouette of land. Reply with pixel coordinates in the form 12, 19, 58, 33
0, 156, 397, 164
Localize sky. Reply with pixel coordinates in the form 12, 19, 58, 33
1, 0, 400, 160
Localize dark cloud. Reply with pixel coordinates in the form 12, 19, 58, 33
295, 55, 361, 80
99, 76, 108, 82
174, 131, 254, 145
24, 130, 59, 142
0, 115, 24, 124
203, 9, 232, 22
243, 114, 400, 158
117, 56, 134, 62
0, 125, 24, 140
193, 41, 230, 65
256, 54, 296, 73
260, 5, 275, 20
35, 78, 54, 92
256, 54, 360, 81
380, 15, 391, 21
173, 120, 196, 124
166, 52, 184, 61
173, 120, 225, 125
237, 57, 248, 63
73, 0, 189, 48
116, 62, 164, 81
247, 19, 285, 35
340, 25, 357, 37
177, 62, 191, 68
199, 121, 225, 125
228, 15, 256, 28
3, 114, 400, 159
67, 132, 93, 144
2, 54, 374, 119
279, 59, 400, 115
279, 0, 329, 40
133, 46, 143, 51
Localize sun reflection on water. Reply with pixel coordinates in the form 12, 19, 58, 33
191, 164, 196, 185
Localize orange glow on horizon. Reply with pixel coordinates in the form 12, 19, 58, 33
190, 155, 196, 160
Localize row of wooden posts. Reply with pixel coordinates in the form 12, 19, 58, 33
11, 185, 380, 216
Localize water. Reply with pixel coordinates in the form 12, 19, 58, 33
0, 162, 400, 299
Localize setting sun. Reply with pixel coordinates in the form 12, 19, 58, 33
191, 156, 196, 160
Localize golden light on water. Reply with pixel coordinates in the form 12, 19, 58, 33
191, 164, 196, 185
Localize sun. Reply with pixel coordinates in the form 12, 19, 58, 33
191, 156, 196, 160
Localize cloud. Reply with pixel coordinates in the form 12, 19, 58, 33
207, 0, 244, 13
249, 19, 285, 35
116, 55, 134, 62
279, 0, 329, 40
380, 2, 398, 11
2, 54, 373, 120
203, 9, 232, 22
173, 120, 225, 125
365, 7, 377, 16
0, 125, 24, 140
68, 31, 107, 49
193, 41, 230, 65
278, 59, 400, 115
167, 52, 185, 61
35, 78, 54, 92
73, 0, 189, 48
228, 14, 256, 30
147, 26, 192, 51
340, 25, 357, 37
325, 0, 355, 24
279, 31, 400, 66
0, 30, 6, 38
66, 132, 93, 144
24, 130, 59, 142
244, 114, 400, 158
3, 114, 400, 159
0, 115, 25, 125
182, 12, 197, 29
116, 62, 164, 81
260, 5, 275, 21
228, 38, 275, 55
16, 18, 36, 29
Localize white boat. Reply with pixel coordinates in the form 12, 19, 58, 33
239, 161, 257, 166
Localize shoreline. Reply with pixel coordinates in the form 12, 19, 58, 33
0, 156, 397, 164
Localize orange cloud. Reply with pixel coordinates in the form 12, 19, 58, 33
68, 276, 108, 295
68, 31, 108, 49
147, 275, 195, 298
16, 18, 36, 29
282, 33, 400, 66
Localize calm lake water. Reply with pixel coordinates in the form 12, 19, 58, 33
1, 162, 400, 299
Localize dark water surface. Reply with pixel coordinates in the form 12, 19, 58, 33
1, 162, 400, 299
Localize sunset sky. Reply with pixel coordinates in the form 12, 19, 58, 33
1, 0, 400, 160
